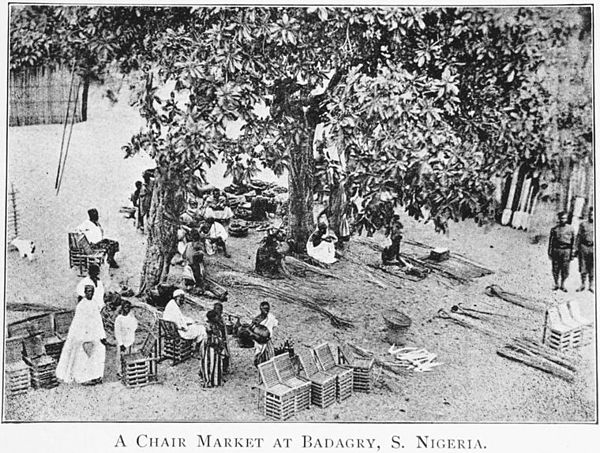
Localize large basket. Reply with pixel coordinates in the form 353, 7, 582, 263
383, 309, 412, 344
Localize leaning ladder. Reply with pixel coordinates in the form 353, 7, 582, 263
8, 183, 19, 250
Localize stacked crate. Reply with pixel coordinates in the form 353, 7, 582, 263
5, 337, 30, 398
22, 335, 59, 389
297, 350, 336, 409
273, 353, 311, 412
314, 343, 353, 402
121, 333, 159, 388
543, 306, 584, 353
158, 319, 195, 365
257, 360, 296, 420
338, 343, 375, 393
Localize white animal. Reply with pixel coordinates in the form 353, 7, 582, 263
11, 238, 36, 261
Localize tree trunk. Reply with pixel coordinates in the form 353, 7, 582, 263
287, 127, 315, 253
138, 173, 179, 293
328, 177, 347, 243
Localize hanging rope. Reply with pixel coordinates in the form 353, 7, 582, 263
56, 78, 82, 195
55, 63, 76, 190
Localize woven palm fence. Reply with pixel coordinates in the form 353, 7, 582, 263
9, 65, 88, 126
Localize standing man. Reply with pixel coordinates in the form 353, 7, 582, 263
77, 209, 120, 269
548, 211, 575, 292
138, 171, 154, 231
575, 207, 594, 292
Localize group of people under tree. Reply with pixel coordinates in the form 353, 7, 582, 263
57, 262, 278, 388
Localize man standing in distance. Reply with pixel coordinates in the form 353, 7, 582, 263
548, 211, 575, 292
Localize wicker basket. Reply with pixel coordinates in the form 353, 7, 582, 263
383, 309, 412, 345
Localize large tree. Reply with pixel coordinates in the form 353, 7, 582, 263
10, 6, 590, 291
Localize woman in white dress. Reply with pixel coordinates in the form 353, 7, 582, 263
76, 263, 105, 312
56, 285, 107, 385
306, 222, 338, 264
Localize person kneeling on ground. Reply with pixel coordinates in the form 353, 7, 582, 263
77, 208, 120, 268
306, 222, 338, 265
200, 218, 231, 258
163, 289, 207, 353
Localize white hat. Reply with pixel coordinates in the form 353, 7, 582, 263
173, 289, 185, 297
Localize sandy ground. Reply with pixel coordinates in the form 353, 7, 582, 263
2, 86, 597, 422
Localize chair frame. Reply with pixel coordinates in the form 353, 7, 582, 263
297, 349, 337, 409
158, 319, 195, 365
543, 306, 584, 352
68, 232, 106, 277
5, 337, 30, 397
338, 343, 375, 393
313, 343, 354, 402
273, 352, 311, 412
121, 333, 159, 388
257, 359, 296, 421
21, 335, 58, 390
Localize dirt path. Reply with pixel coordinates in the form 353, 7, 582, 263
3, 87, 596, 422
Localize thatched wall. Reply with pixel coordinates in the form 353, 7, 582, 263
9, 65, 88, 126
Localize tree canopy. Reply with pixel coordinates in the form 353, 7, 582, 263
10, 6, 592, 287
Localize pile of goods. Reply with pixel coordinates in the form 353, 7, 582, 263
388, 345, 443, 372
497, 337, 578, 382
228, 219, 249, 237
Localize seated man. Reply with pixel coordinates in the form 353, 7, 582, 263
306, 222, 338, 265
255, 228, 287, 278
200, 218, 230, 258
77, 208, 120, 268
205, 193, 234, 224
163, 289, 206, 351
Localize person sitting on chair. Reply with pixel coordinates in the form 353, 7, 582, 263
163, 289, 207, 352
77, 208, 120, 268
306, 222, 338, 265
200, 218, 231, 258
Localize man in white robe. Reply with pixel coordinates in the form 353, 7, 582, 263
163, 290, 207, 348
76, 264, 105, 312
252, 301, 278, 367
307, 222, 338, 264
56, 285, 107, 385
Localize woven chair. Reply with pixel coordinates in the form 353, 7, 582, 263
297, 349, 337, 408
158, 319, 195, 365
5, 337, 30, 397
24, 313, 65, 362
68, 232, 106, 277
53, 310, 75, 341
273, 352, 311, 412
257, 359, 296, 420
22, 335, 58, 390
543, 306, 583, 353
313, 343, 353, 402
121, 332, 159, 388
338, 343, 375, 393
